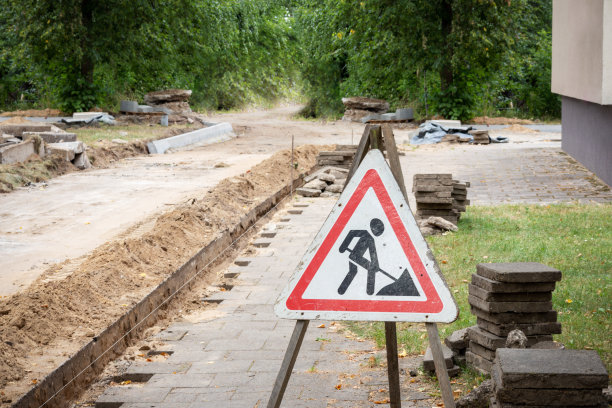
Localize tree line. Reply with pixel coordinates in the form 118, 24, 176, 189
0, 0, 558, 119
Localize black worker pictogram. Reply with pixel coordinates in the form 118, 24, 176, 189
337, 218, 419, 297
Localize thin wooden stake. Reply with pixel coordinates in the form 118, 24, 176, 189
385, 322, 402, 408
290, 135, 295, 198
426, 323, 456, 408
267, 320, 309, 408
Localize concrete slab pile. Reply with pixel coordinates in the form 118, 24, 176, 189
470, 129, 491, 145
412, 173, 470, 225
297, 166, 348, 197
466, 263, 563, 374
490, 349, 608, 407
316, 144, 357, 168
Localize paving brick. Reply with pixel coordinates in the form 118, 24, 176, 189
468, 294, 553, 313
468, 283, 552, 302
493, 349, 608, 389
476, 317, 562, 337
468, 326, 552, 350
476, 262, 562, 283
471, 306, 557, 324
466, 350, 492, 374
423, 345, 453, 371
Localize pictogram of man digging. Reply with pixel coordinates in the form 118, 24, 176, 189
337, 218, 419, 297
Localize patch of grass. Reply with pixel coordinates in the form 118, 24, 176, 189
344, 204, 612, 372
73, 124, 198, 146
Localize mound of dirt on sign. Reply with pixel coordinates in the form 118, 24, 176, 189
0, 109, 65, 117
0, 144, 323, 406
470, 116, 536, 125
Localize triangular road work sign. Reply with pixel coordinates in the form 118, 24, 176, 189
275, 149, 458, 322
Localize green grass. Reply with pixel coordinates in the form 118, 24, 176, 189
73, 124, 198, 146
343, 203, 612, 373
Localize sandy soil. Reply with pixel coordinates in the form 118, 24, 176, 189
0, 110, 64, 118
470, 116, 536, 125
0, 145, 322, 405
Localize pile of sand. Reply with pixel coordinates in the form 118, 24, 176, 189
501, 124, 539, 133
471, 116, 535, 125
0, 116, 39, 125
0, 144, 322, 404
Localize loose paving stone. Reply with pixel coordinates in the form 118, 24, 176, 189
444, 327, 469, 350
476, 317, 562, 337
423, 345, 454, 371
466, 350, 492, 374
468, 284, 552, 302
471, 274, 557, 293
493, 349, 608, 390
476, 262, 562, 283
470, 306, 558, 324
468, 294, 553, 313
467, 326, 552, 350
494, 384, 606, 406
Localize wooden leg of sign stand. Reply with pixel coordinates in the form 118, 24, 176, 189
385, 322, 402, 408
267, 319, 309, 408
426, 322, 456, 408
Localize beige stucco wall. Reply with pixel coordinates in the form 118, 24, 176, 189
552, 0, 612, 105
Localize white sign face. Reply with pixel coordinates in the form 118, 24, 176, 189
275, 149, 458, 322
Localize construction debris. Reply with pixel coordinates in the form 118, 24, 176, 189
490, 349, 608, 407
120, 89, 195, 125
411, 121, 509, 145
422, 344, 460, 378
466, 262, 563, 374
413, 174, 470, 226
296, 166, 348, 197
341, 96, 415, 124
316, 145, 357, 168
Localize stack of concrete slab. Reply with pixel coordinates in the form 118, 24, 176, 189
490, 349, 608, 407
469, 129, 490, 145
341, 97, 389, 122
316, 145, 357, 168
466, 263, 563, 374
296, 166, 348, 197
412, 174, 471, 225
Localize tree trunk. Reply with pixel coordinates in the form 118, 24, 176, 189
439, 0, 453, 93
80, 0, 94, 83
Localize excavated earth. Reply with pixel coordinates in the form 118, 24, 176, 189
0, 144, 323, 406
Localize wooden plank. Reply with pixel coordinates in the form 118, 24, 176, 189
267, 320, 310, 408
382, 125, 408, 201
426, 322, 456, 408
385, 322, 402, 408
369, 125, 382, 150
343, 124, 372, 189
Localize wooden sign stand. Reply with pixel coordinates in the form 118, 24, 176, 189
267, 125, 456, 408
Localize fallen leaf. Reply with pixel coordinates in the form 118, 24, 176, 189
374, 399, 389, 404
441, 260, 447, 264
335, 384, 342, 390
398, 349, 407, 358
146, 358, 152, 362
317, 324, 325, 328
31, 379, 37, 384
120, 380, 132, 385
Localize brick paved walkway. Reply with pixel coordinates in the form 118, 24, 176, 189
96, 198, 440, 408
399, 145, 612, 209
95, 142, 611, 408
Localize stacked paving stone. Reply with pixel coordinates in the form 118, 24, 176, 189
422, 344, 460, 377
296, 166, 348, 197
466, 262, 562, 374
490, 349, 609, 407
413, 174, 470, 224
316, 145, 357, 168
469, 129, 490, 144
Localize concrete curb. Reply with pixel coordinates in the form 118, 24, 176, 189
147, 122, 234, 154
12, 173, 307, 408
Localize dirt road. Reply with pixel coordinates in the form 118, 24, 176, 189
0, 105, 565, 295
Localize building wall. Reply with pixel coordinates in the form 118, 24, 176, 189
561, 96, 612, 186
551, 0, 612, 105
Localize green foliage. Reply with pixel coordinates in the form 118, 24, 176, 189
0, 0, 297, 112
294, 0, 557, 120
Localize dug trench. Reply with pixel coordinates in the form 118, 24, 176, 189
0, 144, 325, 407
